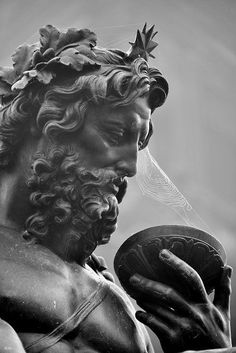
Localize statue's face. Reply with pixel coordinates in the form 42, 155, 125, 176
71, 96, 151, 176
26, 96, 151, 255
55, 95, 151, 244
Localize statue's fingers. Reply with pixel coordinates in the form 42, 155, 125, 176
159, 249, 208, 302
130, 274, 199, 320
213, 265, 232, 317
136, 300, 177, 326
135, 310, 169, 338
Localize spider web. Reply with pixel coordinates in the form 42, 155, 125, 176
137, 147, 211, 232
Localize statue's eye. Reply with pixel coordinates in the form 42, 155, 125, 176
108, 130, 124, 146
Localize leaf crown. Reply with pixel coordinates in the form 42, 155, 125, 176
0, 24, 159, 104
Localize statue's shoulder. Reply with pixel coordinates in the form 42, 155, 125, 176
0, 227, 74, 294
0, 227, 90, 330
0, 227, 99, 299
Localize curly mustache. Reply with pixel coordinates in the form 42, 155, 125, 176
24, 144, 125, 246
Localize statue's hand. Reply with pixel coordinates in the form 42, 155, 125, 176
129, 249, 232, 353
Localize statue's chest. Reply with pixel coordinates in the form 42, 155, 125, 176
0, 258, 148, 353
69, 281, 149, 353
0, 258, 76, 332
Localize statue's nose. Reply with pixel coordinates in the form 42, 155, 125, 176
115, 151, 137, 177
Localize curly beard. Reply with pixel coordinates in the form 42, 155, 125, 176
24, 144, 127, 259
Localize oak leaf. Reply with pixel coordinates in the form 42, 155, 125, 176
39, 25, 60, 52
12, 43, 38, 76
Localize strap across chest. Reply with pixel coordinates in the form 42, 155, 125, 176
25, 278, 109, 352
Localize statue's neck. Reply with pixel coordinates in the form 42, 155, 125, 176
39, 227, 97, 266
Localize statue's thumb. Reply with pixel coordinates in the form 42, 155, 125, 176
213, 265, 232, 316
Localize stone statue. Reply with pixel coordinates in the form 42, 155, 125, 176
0, 24, 234, 352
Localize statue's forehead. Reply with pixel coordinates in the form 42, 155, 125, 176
90, 101, 150, 134
90, 96, 150, 122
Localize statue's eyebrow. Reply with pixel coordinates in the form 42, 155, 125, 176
99, 112, 149, 137
100, 119, 125, 130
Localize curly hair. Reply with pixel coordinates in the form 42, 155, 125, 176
0, 53, 168, 168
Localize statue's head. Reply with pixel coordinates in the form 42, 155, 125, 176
0, 24, 168, 261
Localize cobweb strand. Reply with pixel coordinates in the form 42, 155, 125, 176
136, 148, 211, 232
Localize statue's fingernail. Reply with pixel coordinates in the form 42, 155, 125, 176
136, 311, 147, 322
130, 275, 141, 284
160, 249, 170, 259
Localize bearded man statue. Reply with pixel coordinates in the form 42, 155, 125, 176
0, 24, 234, 353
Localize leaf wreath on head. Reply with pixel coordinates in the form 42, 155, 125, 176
0, 25, 101, 103
0, 23, 159, 105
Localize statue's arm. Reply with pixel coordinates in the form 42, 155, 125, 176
0, 318, 26, 352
